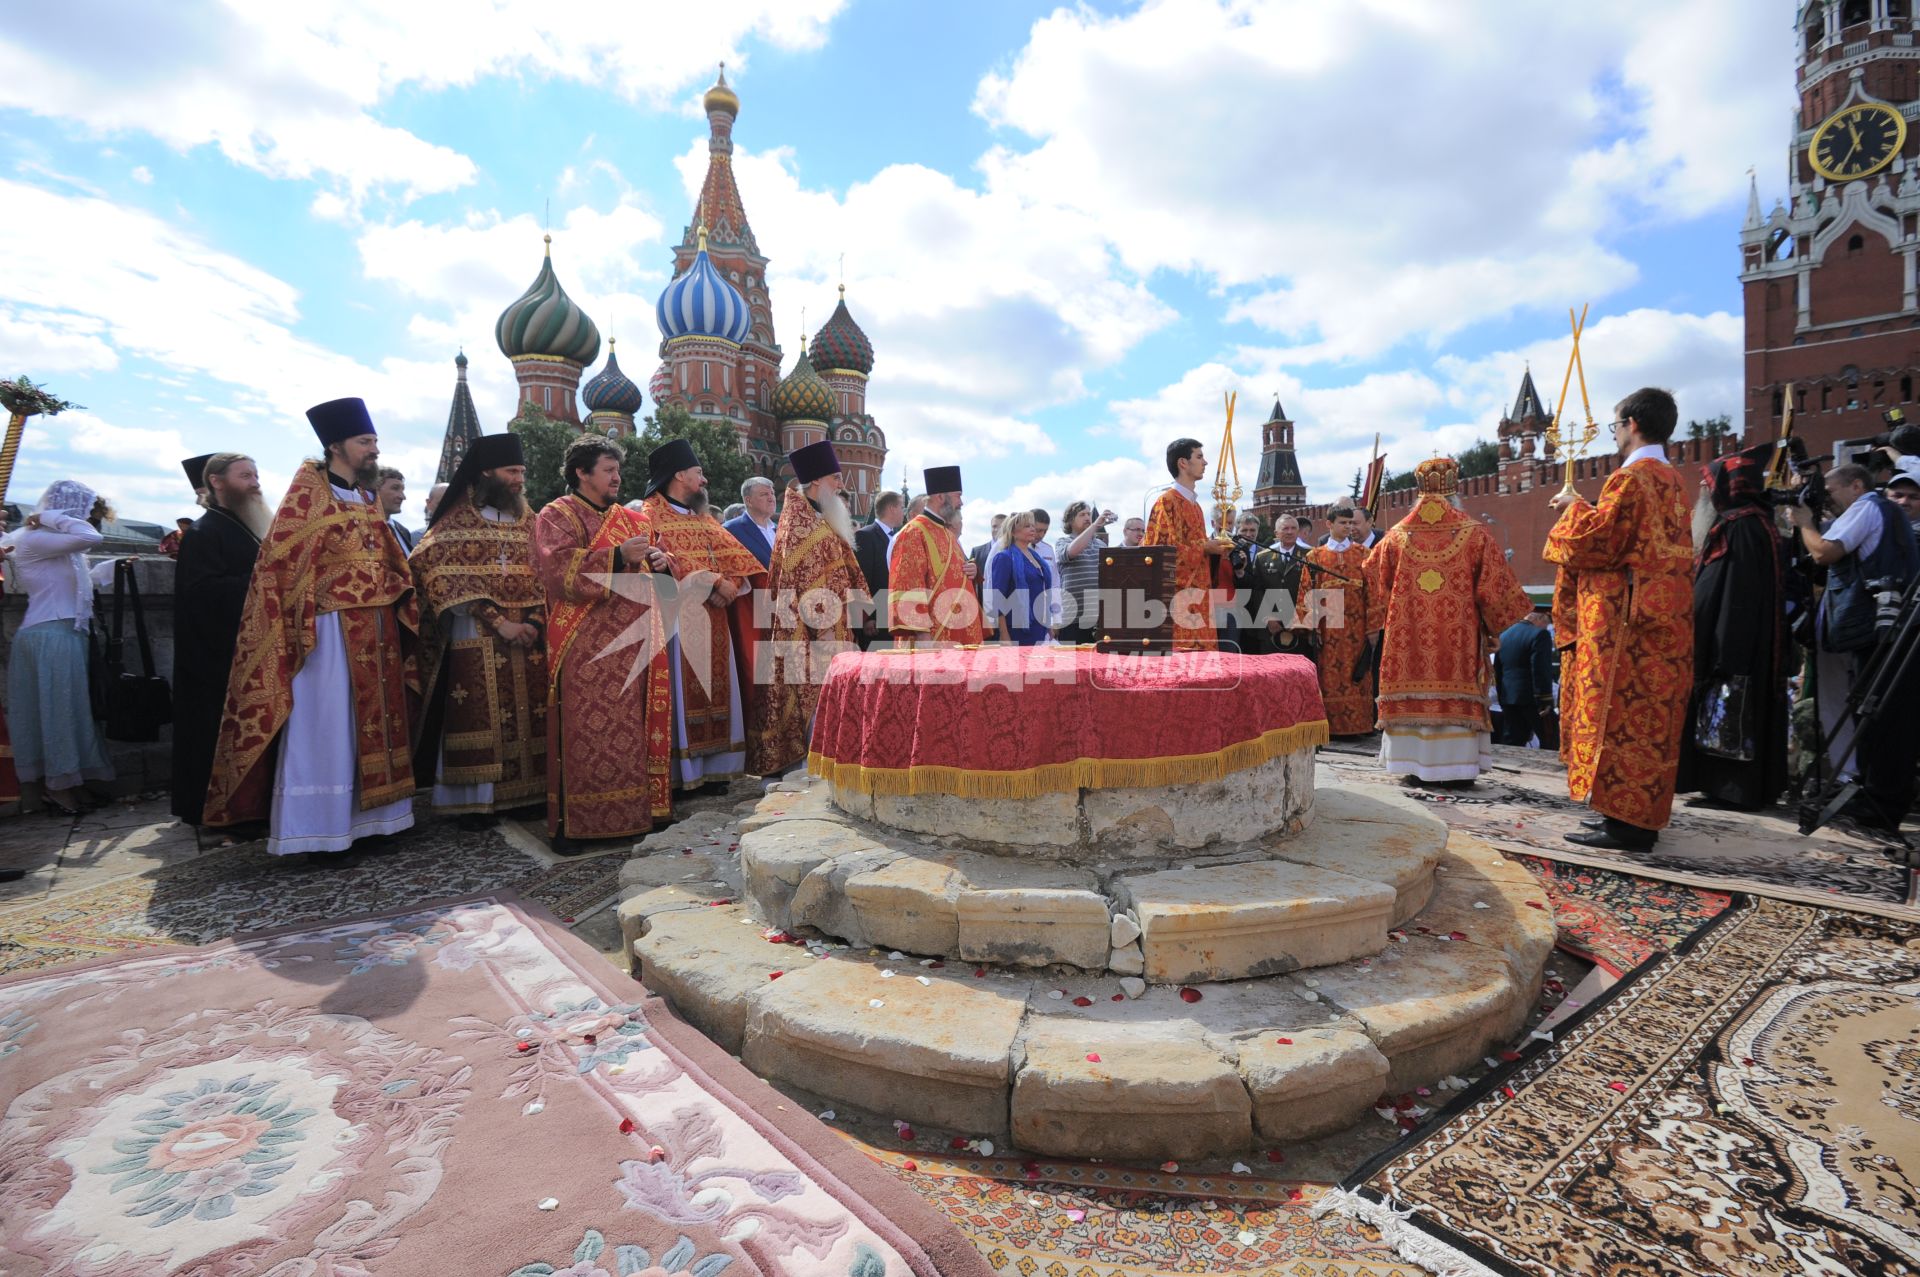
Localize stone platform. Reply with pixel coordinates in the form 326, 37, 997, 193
623, 777, 1555, 1159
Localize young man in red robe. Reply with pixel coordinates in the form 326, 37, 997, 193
1545, 387, 1695, 851
1144, 437, 1232, 651
533, 437, 676, 849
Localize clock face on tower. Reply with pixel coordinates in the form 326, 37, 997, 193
1809, 102, 1908, 182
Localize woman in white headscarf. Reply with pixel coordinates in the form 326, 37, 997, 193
1, 480, 114, 813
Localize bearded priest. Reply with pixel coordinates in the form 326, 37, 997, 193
639, 440, 766, 792
533, 436, 676, 847
171, 453, 269, 830
204, 399, 420, 859
890, 465, 983, 645
410, 432, 547, 829
1366, 457, 1530, 785
749, 440, 865, 776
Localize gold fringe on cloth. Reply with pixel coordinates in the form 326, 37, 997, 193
808, 720, 1329, 800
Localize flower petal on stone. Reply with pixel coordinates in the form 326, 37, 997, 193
880, 970, 896, 979
768, 971, 784, 980
978, 1139, 994, 1156
1275, 1037, 1293, 1045
537, 1197, 559, 1211
619, 1117, 637, 1134
1231, 1162, 1251, 1174
1179, 987, 1202, 1003
916, 975, 932, 986
1160, 1161, 1179, 1173
1086, 1053, 1101, 1063
523, 1100, 544, 1115
869, 999, 885, 1009
1047, 989, 1066, 1000
903, 1159, 918, 1171
1448, 930, 1469, 941
1072, 996, 1093, 1007
820, 1110, 837, 1121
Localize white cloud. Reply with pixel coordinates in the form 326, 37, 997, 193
974, 0, 1793, 364
0, 0, 849, 210
129, 164, 152, 184
0, 308, 118, 374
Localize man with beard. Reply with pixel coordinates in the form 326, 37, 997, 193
749, 441, 866, 775
1368, 458, 1530, 786
1304, 503, 1375, 736
1546, 388, 1695, 850
171, 453, 268, 832
640, 440, 766, 791
204, 400, 420, 861
409, 433, 547, 829
892, 466, 983, 645
1675, 445, 1789, 810
533, 436, 676, 846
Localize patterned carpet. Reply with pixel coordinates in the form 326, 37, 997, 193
0, 897, 992, 1277
1317, 746, 1920, 911
0, 820, 626, 976
859, 1146, 1424, 1277
1329, 895, 1920, 1276
1516, 854, 1731, 978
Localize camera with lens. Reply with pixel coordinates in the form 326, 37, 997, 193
1760, 436, 1830, 519
1859, 407, 1920, 454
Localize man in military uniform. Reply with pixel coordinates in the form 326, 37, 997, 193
1245, 519, 1316, 658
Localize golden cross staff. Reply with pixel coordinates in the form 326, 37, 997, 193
1212, 391, 1242, 535
1543, 305, 1601, 499
1765, 385, 1800, 491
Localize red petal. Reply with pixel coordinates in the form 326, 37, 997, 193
929, 962, 945, 969
1021, 1159, 1039, 1173
903, 1159, 918, 1171
1086, 1053, 1102, 1063
583, 1034, 597, 1044
1288, 1188, 1304, 1201
1448, 931, 1469, 941
1525, 900, 1546, 910
1498, 1049, 1521, 1061
1111, 994, 1124, 1001
1275, 1037, 1293, 1045
768, 971, 784, 980
648, 1145, 665, 1161
515, 1042, 533, 1052
618, 1117, 636, 1134
1608, 1081, 1629, 1092
1266, 1149, 1286, 1163
950, 1137, 969, 1149
898, 1126, 916, 1142
1071, 996, 1094, 1007
1397, 1116, 1418, 1131
973, 969, 987, 978
1179, 987, 1203, 1003
1502, 1085, 1516, 1099
1741, 1057, 1755, 1066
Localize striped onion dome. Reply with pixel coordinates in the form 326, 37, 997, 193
648, 360, 673, 404
656, 228, 753, 346
810, 287, 874, 375
496, 235, 601, 365
581, 340, 644, 415
771, 340, 834, 424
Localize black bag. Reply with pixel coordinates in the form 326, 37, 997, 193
94, 560, 173, 742
1693, 674, 1754, 762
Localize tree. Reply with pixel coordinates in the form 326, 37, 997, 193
1457, 438, 1500, 479
508, 404, 578, 511
1349, 467, 1363, 500
626, 404, 753, 509
1685, 413, 1733, 441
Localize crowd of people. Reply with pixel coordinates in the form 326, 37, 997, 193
0, 381, 1912, 874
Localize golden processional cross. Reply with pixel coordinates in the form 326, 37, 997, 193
1212, 391, 1242, 536
1543, 304, 1602, 499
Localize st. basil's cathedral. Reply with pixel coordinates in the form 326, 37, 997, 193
441, 67, 889, 516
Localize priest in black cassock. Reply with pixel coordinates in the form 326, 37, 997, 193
170, 452, 268, 829
1676, 445, 1790, 811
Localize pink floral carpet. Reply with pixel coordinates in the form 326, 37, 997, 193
0, 895, 990, 1277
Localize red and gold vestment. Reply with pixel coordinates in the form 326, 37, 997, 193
410, 498, 547, 811
533, 494, 673, 839
1544, 459, 1695, 829
1304, 541, 1375, 734
889, 512, 983, 645
1144, 487, 1227, 652
1366, 495, 1529, 734
204, 464, 419, 827
748, 484, 865, 776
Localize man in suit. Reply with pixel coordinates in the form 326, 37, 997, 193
722, 475, 778, 569
376, 466, 414, 552
1494, 606, 1556, 747
854, 490, 904, 648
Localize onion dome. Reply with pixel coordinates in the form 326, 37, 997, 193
581, 340, 644, 416
810, 286, 874, 375
656, 226, 753, 345
649, 360, 673, 404
455, 349, 468, 371
771, 340, 834, 424
496, 235, 601, 365
704, 64, 739, 118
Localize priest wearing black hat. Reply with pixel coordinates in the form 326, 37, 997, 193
409, 432, 548, 828
203, 397, 420, 861
889, 464, 983, 646
181, 453, 215, 503
748, 440, 867, 775
640, 438, 766, 792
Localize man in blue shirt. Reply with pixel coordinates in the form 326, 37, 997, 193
1494, 607, 1555, 747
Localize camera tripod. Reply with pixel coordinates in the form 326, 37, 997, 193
1799, 574, 1920, 870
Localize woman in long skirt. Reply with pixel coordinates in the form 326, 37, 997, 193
2, 480, 113, 814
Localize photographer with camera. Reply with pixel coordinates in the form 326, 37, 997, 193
1056, 499, 1115, 644
1790, 461, 1920, 834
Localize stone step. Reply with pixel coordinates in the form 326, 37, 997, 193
733, 779, 1447, 980
633, 830, 1555, 1160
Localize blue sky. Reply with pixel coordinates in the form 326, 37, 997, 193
0, 0, 1794, 529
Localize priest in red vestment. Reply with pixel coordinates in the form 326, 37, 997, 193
533, 437, 676, 848
1304, 501, 1376, 735
1367, 457, 1530, 784
750, 440, 865, 776
410, 432, 547, 828
890, 465, 983, 645
1545, 388, 1695, 851
1144, 437, 1232, 651
639, 440, 766, 791
204, 398, 419, 859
